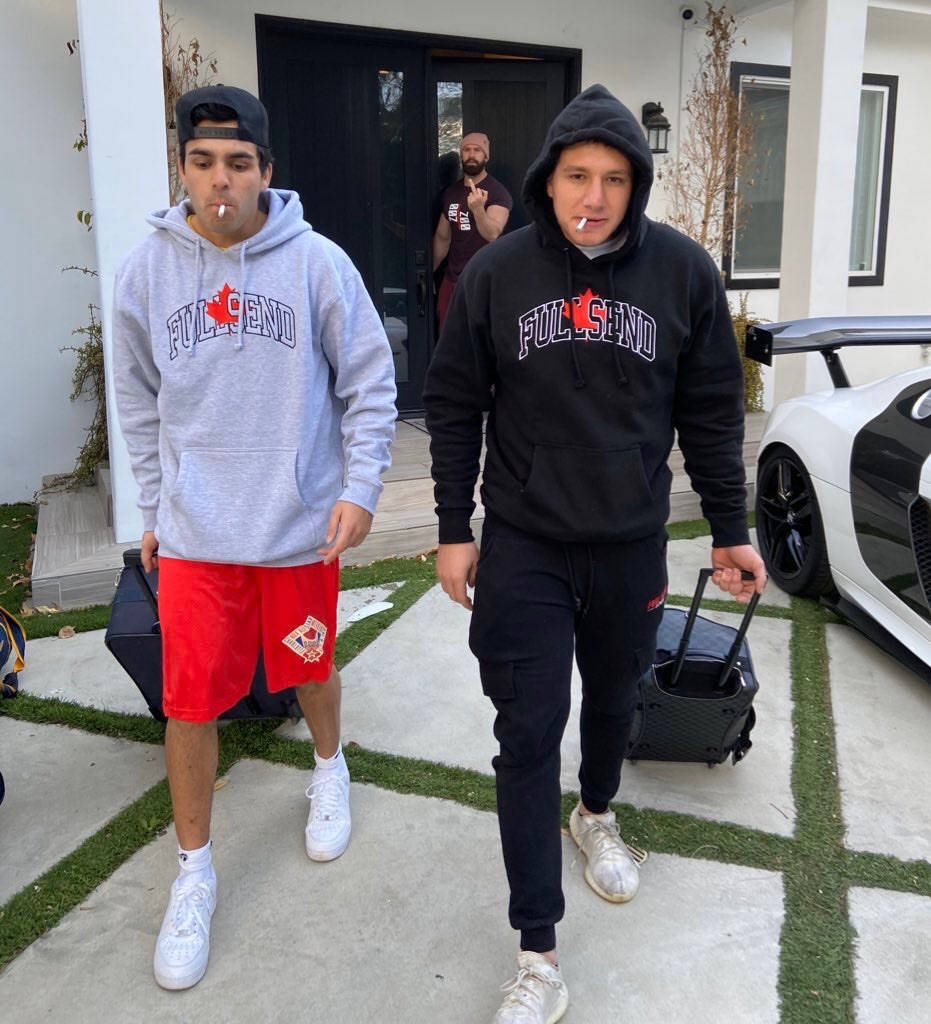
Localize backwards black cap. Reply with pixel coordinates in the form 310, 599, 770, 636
175, 85, 270, 149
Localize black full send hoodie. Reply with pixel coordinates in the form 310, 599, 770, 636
423, 84, 749, 549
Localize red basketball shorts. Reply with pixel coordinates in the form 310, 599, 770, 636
158, 557, 339, 722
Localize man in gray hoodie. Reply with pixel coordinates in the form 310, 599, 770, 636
113, 85, 396, 991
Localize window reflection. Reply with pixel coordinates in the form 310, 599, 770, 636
437, 81, 463, 157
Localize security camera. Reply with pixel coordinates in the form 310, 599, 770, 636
680, 5, 695, 20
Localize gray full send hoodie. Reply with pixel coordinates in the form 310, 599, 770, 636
113, 188, 396, 566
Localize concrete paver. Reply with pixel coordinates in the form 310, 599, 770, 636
849, 886, 931, 1024
19, 584, 399, 716
280, 584, 796, 835
0, 759, 784, 1024
0, 718, 164, 904
21, 628, 151, 716
827, 623, 931, 861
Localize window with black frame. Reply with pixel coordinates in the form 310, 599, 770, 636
724, 62, 897, 289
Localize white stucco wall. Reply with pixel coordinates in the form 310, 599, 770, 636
0, 0, 98, 502
843, 6, 931, 381
170, 0, 685, 113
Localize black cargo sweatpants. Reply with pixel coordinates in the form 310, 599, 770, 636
469, 512, 667, 954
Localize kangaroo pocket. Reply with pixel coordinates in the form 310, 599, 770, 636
161, 448, 322, 563
521, 443, 656, 540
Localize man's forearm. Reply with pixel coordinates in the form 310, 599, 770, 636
471, 205, 504, 242
433, 233, 450, 270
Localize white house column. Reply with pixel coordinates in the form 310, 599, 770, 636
775, 0, 868, 401
76, 0, 167, 542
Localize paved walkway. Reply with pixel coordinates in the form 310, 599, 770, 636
1, 538, 929, 1023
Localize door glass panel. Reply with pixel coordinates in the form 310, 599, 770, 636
437, 81, 463, 156
379, 69, 408, 384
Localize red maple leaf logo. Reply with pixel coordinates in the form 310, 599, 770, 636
562, 287, 606, 332
206, 283, 239, 326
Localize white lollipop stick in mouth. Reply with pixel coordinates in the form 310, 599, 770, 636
576, 217, 587, 231
218, 204, 226, 218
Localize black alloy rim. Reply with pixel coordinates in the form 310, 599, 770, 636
758, 457, 815, 581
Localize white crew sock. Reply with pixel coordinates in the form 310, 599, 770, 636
313, 743, 346, 774
177, 839, 215, 885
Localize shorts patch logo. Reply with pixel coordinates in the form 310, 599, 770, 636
282, 615, 327, 663
646, 585, 667, 612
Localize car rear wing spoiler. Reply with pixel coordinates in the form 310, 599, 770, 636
745, 316, 931, 388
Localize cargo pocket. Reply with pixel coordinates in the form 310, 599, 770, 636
478, 660, 515, 701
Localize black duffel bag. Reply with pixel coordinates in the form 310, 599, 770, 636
105, 549, 302, 723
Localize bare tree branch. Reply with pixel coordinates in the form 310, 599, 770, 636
662, 2, 755, 262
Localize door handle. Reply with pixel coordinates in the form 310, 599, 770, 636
416, 269, 427, 318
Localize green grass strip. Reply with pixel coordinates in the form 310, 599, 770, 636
340, 552, 436, 588
0, 503, 37, 612
18, 605, 111, 638
779, 596, 855, 1024
842, 847, 931, 898
0, 693, 166, 745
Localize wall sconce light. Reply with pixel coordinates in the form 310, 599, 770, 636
641, 102, 671, 154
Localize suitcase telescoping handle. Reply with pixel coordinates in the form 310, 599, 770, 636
122, 548, 160, 632
669, 569, 761, 689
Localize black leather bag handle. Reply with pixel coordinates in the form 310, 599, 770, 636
669, 568, 761, 688
122, 548, 160, 633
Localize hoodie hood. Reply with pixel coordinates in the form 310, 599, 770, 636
145, 187, 312, 253
522, 84, 654, 253
143, 188, 312, 353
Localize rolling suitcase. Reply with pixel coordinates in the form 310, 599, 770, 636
105, 549, 302, 723
626, 569, 761, 766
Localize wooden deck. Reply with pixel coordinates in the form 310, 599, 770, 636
30, 413, 766, 609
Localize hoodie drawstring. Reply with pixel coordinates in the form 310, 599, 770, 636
562, 251, 629, 390
607, 262, 628, 387
563, 249, 586, 390
188, 240, 203, 357
235, 242, 249, 351
188, 237, 249, 354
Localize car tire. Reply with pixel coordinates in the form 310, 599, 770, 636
755, 444, 835, 597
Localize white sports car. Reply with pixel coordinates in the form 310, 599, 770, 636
747, 317, 931, 680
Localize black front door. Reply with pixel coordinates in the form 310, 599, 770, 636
259, 27, 429, 411
257, 18, 579, 413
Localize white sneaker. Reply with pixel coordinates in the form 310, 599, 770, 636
493, 951, 569, 1024
569, 804, 647, 903
305, 766, 351, 861
153, 872, 217, 990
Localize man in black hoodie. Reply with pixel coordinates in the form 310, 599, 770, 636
423, 85, 766, 1023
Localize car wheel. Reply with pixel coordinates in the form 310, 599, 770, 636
755, 445, 834, 596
